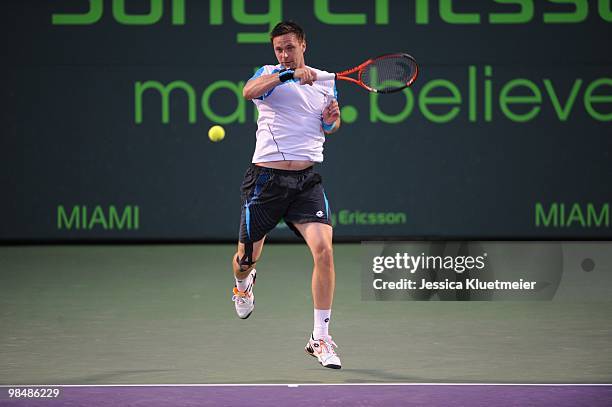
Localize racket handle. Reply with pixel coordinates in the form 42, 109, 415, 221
316, 71, 336, 81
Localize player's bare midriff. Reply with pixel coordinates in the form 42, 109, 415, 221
255, 160, 314, 171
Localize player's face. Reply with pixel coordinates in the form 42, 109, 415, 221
272, 33, 306, 70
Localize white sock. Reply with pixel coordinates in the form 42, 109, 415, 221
313, 309, 331, 339
235, 271, 252, 292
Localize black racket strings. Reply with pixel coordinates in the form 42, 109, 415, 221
362, 56, 416, 92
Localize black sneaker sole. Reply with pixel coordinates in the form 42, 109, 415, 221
305, 346, 341, 369
324, 364, 341, 369
239, 310, 253, 319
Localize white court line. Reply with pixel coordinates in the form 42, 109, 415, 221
1, 383, 611, 388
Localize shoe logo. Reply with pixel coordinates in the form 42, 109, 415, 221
316, 210, 324, 218
324, 318, 329, 323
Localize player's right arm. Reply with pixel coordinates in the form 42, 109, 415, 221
243, 68, 317, 100
243, 74, 281, 101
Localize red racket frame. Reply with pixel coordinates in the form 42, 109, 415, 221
334, 53, 418, 93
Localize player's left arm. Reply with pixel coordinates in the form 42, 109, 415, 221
322, 99, 341, 135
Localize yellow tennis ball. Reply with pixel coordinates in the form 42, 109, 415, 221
208, 125, 225, 142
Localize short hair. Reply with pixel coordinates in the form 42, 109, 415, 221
270, 20, 305, 43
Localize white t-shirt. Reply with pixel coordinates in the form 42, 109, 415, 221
249, 64, 337, 163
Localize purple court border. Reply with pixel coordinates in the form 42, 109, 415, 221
1, 384, 611, 407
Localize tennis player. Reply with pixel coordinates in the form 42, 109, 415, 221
231, 21, 342, 369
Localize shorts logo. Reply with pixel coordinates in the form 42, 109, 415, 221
316, 210, 324, 218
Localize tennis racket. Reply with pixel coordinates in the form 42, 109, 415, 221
317, 53, 418, 94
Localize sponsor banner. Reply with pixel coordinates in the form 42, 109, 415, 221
1, 1, 610, 241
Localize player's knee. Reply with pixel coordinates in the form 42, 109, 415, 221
312, 244, 333, 265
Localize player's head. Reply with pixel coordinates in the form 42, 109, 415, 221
270, 21, 306, 70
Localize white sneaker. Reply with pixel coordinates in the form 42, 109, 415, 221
232, 269, 256, 319
305, 334, 341, 369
